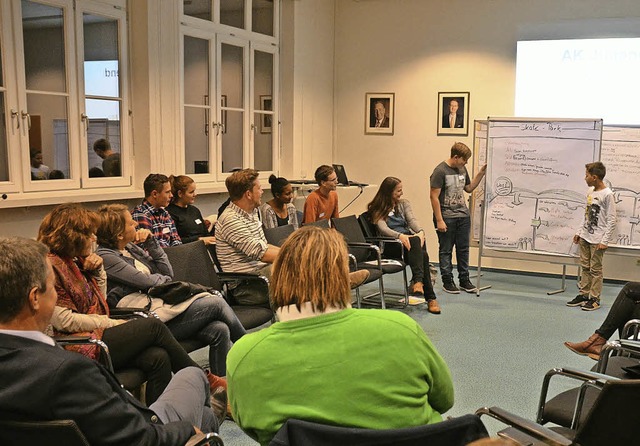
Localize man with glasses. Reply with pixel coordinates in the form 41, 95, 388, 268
302, 165, 340, 224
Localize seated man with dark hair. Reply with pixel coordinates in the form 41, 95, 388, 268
132, 173, 182, 247
0, 237, 220, 445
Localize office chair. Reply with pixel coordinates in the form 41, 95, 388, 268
269, 415, 488, 446
332, 215, 408, 309
477, 368, 640, 445
0, 419, 224, 446
164, 241, 273, 330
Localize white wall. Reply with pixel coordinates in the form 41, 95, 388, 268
333, 0, 640, 281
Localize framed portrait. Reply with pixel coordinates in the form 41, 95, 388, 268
437, 92, 470, 136
221, 95, 227, 134
260, 95, 273, 134
365, 92, 394, 135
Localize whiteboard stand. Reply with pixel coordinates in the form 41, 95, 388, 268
475, 202, 492, 296
546, 264, 567, 295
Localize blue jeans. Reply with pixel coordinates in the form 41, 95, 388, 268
166, 294, 246, 376
435, 216, 471, 284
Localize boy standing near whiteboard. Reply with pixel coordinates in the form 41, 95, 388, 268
430, 142, 486, 294
567, 162, 616, 311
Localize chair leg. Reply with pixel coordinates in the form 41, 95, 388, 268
378, 275, 386, 310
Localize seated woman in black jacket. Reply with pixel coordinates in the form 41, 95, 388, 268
167, 175, 216, 245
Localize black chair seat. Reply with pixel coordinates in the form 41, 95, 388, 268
541, 386, 600, 427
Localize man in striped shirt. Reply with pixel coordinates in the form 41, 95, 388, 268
215, 169, 279, 307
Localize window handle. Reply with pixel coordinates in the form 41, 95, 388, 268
218, 122, 225, 135
11, 109, 19, 129
21, 111, 31, 130
81, 113, 89, 133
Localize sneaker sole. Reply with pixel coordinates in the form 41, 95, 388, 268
581, 305, 600, 311
442, 286, 460, 294
564, 342, 589, 356
566, 302, 586, 307
460, 287, 477, 293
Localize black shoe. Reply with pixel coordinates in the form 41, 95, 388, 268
442, 281, 460, 294
210, 386, 227, 427
459, 279, 477, 293
582, 298, 601, 311
566, 294, 588, 307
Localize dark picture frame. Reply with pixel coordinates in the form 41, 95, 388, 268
260, 95, 273, 134
365, 92, 394, 135
437, 92, 470, 136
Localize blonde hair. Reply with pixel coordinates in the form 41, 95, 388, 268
271, 226, 351, 312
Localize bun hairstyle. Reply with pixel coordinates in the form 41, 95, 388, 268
169, 175, 194, 202
268, 174, 290, 198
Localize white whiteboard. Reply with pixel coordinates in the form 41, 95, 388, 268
483, 118, 602, 256
601, 126, 640, 249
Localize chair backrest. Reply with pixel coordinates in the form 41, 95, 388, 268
358, 211, 377, 238
0, 419, 90, 446
331, 215, 367, 243
303, 218, 330, 229
263, 224, 295, 247
163, 241, 222, 291
269, 415, 488, 446
574, 379, 640, 446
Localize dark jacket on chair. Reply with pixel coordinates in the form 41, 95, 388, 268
0, 333, 195, 446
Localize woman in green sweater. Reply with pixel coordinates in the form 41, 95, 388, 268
227, 226, 454, 445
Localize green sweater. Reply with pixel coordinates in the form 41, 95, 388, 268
227, 308, 454, 445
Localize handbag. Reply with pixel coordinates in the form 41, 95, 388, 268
148, 281, 214, 305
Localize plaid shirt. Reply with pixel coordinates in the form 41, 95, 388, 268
131, 200, 182, 248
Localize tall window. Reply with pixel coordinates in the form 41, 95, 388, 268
181, 0, 278, 180
0, 0, 129, 194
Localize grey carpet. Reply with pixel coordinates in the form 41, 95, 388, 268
190, 268, 621, 444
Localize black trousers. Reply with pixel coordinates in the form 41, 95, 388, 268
595, 282, 640, 339
406, 235, 437, 300
102, 317, 198, 404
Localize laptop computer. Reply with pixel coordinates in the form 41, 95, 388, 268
332, 164, 368, 187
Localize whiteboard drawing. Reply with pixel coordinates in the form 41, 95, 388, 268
483, 119, 602, 256
601, 126, 640, 249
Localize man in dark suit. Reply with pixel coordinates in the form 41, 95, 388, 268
0, 237, 219, 445
442, 98, 464, 128
370, 100, 390, 128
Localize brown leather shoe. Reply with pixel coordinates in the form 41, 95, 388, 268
349, 270, 370, 289
411, 281, 425, 296
206, 370, 227, 391
564, 333, 607, 360
210, 386, 227, 426
427, 299, 441, 314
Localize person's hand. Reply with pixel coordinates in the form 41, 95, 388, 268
135, 229, 152, 244
573, 234, 580, 244
398, 233, 411, 250
436, 220, 447, 232
597, 243, 608, 251
200, 236, 216, 245
80, 253, 103, 271
479, 164, 487, 175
